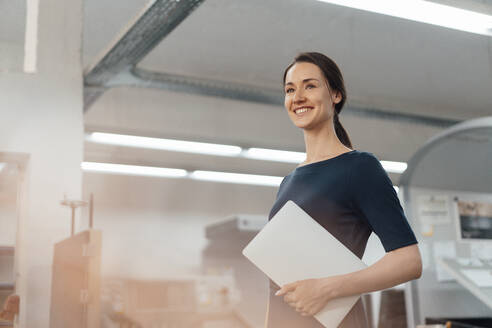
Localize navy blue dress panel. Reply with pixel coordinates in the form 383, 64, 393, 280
268, 280, 368, 328
266, 150, 417, 328
348, 151, 417, 252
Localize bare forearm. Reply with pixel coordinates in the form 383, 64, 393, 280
323, 244, 422, 299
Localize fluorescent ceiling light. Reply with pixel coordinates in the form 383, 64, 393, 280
380, 160, 407, 174
190, 170, 283, 187
316, 0, 492, 36
246, 148, 407, 174
87, 132, 406, 174
81, 162, 187, 178
243, 148, 306, 163
87, 132, 242, 157
82, 161, 400, 189
81, 162, 282, 187
24, 0, 39, 73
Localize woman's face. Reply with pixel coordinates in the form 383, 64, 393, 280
284, 62, 341, 130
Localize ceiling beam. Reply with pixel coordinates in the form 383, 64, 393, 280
106, 67, 461, 128
108, 67, 285, 105
83, 0, 206, 111
83, 0, 461, 128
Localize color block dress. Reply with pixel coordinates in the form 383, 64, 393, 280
266, 150, 418, 328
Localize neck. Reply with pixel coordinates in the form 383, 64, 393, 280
302, 121, 350, 163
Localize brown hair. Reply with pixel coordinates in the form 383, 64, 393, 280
283, 52, 352, 148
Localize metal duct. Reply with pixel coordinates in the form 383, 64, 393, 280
83, 0, 461, 128
106, 67, 461, 128
83, 0, 205, 110
108, 67, 285, 105
345, 107, 460, 127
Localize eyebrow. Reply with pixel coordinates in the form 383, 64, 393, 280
285, 78, 320, 86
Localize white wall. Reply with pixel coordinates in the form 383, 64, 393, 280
82, 172, 278, 327
88, 208, 216, 279
0, 0, 84, 326
82, 172, 278, 277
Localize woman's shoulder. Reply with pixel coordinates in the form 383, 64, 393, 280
347, 150, 381, 166
348, 150, 386, 178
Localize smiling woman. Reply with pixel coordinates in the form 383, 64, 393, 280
264, 53, 422, 328
283, 53, 352, 160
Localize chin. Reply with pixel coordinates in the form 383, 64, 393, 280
293, 121, 314, 130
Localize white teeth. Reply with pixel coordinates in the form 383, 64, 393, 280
295, 107, 311, 114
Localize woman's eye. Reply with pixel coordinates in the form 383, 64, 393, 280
306, 84, 315, 89
285, 88, 294, 94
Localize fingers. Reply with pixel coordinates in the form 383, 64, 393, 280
281, 293, 303, 311
283, 292, 295, 303
283, 296, 305, 314
293, 303, 311, 317
298, 308, 313, 316
284, 300, 315, 317
275, 281, 321, 318
300, 305, 321, 317
275, 281, 298, 296
290, 300, 319, 317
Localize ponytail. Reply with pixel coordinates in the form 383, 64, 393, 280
333, 112, 352, 148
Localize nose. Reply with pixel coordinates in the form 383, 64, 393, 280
293, 88, 306, 104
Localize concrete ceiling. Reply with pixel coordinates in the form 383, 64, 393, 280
83, 0, 492, 118
0, 1, 25, 44
82, 0, 492, 182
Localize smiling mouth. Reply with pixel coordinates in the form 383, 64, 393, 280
294, 107, 313, 115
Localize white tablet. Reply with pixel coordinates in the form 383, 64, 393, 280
242, 200, 367, 328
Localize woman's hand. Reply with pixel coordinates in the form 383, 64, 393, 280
274, 244, 422, 318
275, 277, 341, 316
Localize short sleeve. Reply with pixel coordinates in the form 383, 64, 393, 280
350, 152, 417, 252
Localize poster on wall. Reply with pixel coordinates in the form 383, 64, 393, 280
456, 200, 492, 240
417, 195, 450, 226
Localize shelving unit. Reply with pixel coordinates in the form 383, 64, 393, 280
50, 230, 102, 328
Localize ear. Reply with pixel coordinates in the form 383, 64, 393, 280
332, 91, 342, 104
